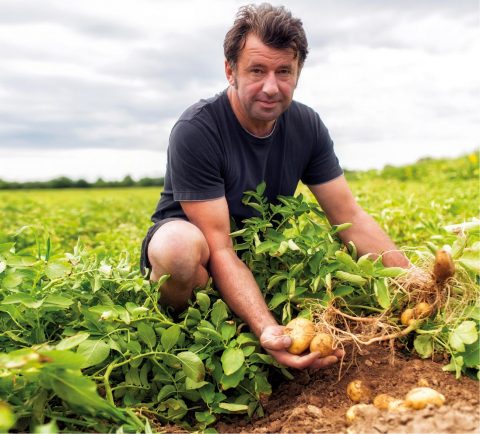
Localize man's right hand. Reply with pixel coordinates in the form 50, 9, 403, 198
260, 324, 345, 370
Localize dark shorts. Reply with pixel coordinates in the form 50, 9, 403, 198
140, 217, 188, 277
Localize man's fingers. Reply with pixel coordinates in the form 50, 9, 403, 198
261, 334, 291, 350
309, 354, 339, 369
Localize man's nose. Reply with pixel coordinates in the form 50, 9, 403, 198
262, 71, 279, 96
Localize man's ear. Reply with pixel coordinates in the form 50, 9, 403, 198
225, 59, 236, 87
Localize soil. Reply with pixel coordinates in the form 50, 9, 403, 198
215, 343, 480, 434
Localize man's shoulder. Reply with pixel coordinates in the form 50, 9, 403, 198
287, 99, 318, 120
178, 90, 227, 123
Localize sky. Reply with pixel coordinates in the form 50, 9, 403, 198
0, 0, 478, 182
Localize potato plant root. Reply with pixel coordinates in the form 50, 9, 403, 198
214, 343, 479, 434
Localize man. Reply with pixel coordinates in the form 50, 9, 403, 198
141, 3, 410, 370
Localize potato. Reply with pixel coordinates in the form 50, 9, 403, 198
433, 248, 455, 282
373, 393, 396, 410
414, 302, 432, 319
387, 399, 410, 413
404, 387, 445, 409
309, 332, 334, 357
345, 403, 370, 425
400, 308, 415, 326
347, 380, 372, 403
285, 317, 315, 355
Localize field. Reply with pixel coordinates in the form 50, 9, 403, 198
0, 155, 478, 433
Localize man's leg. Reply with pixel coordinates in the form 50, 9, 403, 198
147, 220, 210, 311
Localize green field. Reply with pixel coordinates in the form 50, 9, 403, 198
0, 155, 478, 432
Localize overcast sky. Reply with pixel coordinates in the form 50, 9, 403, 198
1, 0, 478, 182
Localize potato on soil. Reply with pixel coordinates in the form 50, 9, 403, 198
373, 393, 396, 410
309, 332, 334, 357
433, 248, 455, 282
285, 317, 315, 355
414, 302, 432, 319
387, 399, 410, 413
345, 404, 371, 425
400, 308, 415, 326
404, 387, 445, 409
347, 380, 372, 403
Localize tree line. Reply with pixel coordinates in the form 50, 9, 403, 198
0, 175, 165, 190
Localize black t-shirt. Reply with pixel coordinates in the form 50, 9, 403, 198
151, 89, 343, 227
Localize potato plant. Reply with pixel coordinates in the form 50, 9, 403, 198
0, 238, 279, 432
0, 155, 478, 431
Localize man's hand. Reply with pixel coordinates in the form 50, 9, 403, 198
260, 325, 345, 370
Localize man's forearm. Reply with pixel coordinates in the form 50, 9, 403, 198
337, 209, 410, 268
209, 247, 278, 336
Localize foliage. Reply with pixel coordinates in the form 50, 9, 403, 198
0, 155, 478, 431
233, 183, 480, 380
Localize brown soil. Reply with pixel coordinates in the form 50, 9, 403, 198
216, 344, 480, 434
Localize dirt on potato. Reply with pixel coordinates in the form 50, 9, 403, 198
215, 343, 479, 434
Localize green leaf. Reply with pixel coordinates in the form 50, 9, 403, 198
442, 355, 464, 379
46, 370, 120, 417
220, 322, 236, 341
211, 300, 228, 328
218, 402, 249, 412
449, 320, 478, 352
374, 267, 406, 278
267, 273, 288, 290
2, 293, 42, 308
76, 339, 110, 368
45, 259, 72, 279
161, 324, 180, 351
137, 322, 157, 349
335, 250, 358, 271
255, 240, 278, 255
157, 384, 176, 401
177, 351, 205, 382
463, 342, 480, 368
196, 292, 211, 312
43, 295, 74, 308
221, 347, 245, 376
357, 254, 374, 274
334, 270, 367, 285
268, 292, 288, 309
331, 222, 352, 234
56, 332, 90, 350
465, 305, 480, 321
220, 365, 246, 390
185, 377, 209, 390
333, 285, 354, 297
2, 272, 23, 289
374, 278, 391, 309
459, 250, 480, 275
414, 335, 433, 358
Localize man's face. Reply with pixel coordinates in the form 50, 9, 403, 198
225, 33, 300, 133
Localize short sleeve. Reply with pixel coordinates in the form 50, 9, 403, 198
301, 113, 343, 185
169, 120, 225, 201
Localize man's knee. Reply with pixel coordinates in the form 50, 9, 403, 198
147, 220, 209, 281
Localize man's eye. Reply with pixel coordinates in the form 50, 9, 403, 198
251, 68, 263, 74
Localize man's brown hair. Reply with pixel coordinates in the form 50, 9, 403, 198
224, 3, 308, 69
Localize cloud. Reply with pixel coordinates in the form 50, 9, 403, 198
0, 0, 478, 181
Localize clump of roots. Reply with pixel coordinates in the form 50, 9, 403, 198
308, 247, 476, 373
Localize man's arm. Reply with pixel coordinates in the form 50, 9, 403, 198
181, 197, 343, 369
308, 176, 410, 268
